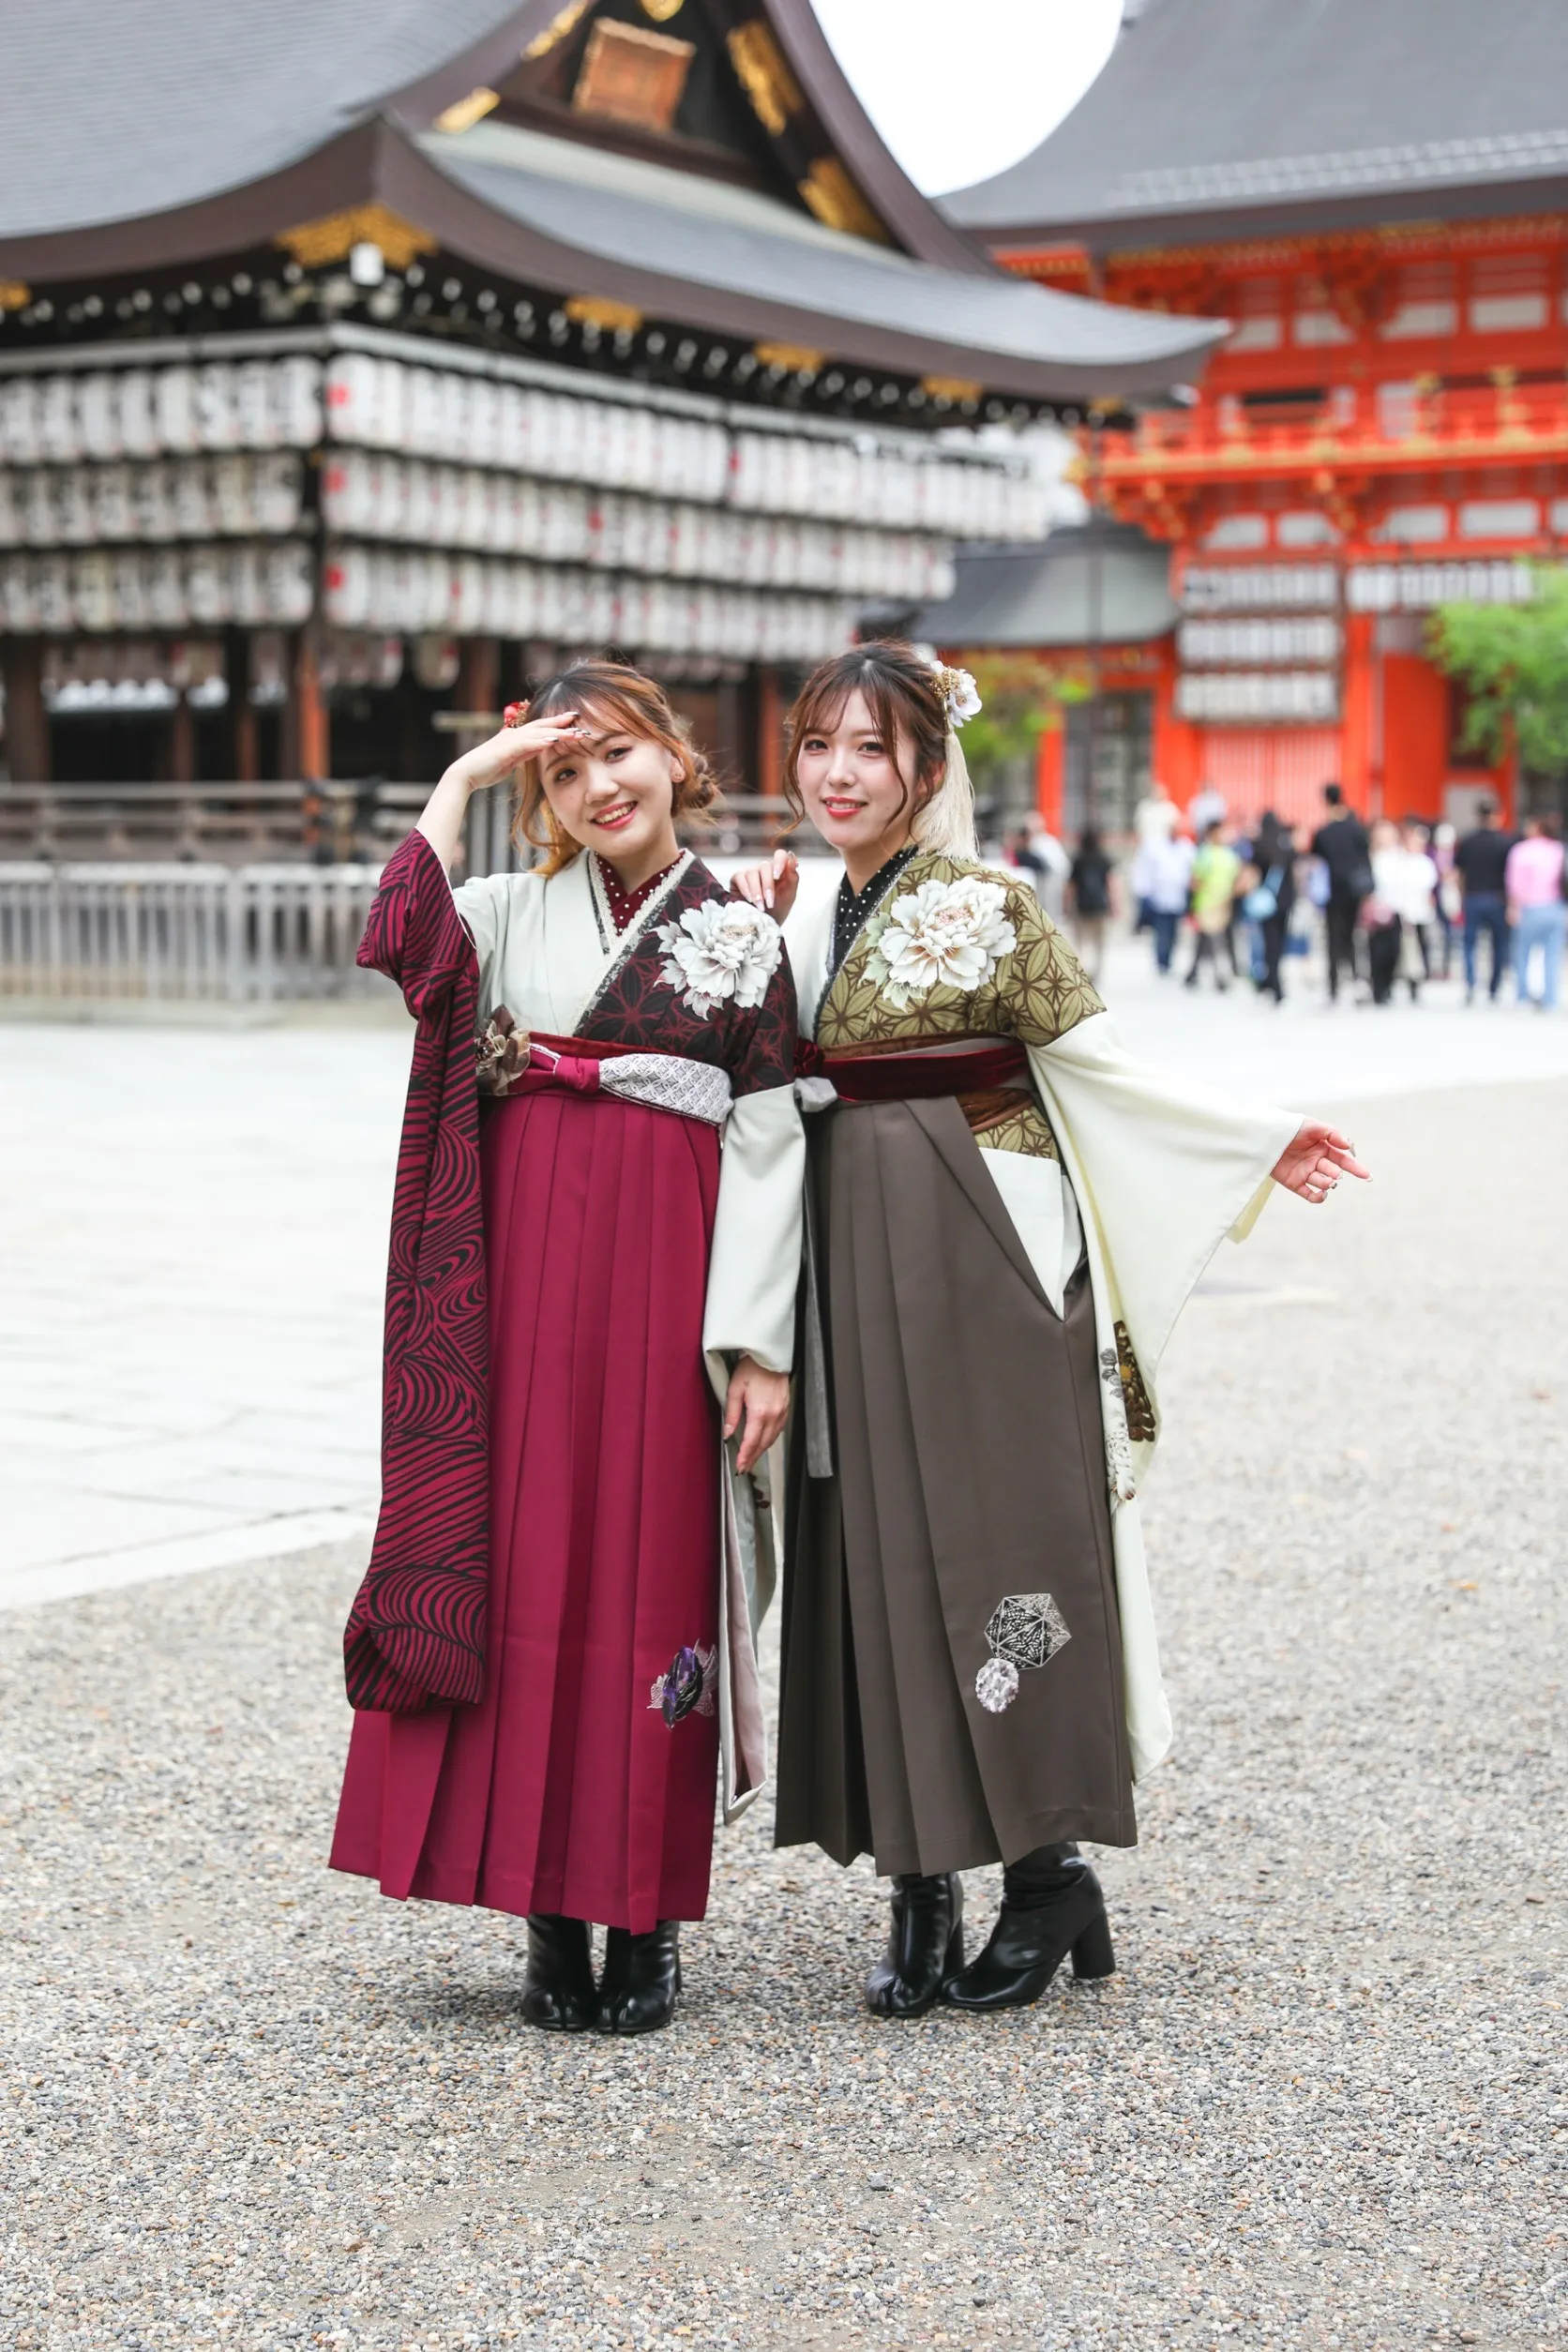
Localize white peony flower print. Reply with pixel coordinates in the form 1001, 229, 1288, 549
866, 876, 1017, 1009
656, 897, 783, 1018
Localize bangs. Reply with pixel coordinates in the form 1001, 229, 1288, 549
787, 660, 904, 758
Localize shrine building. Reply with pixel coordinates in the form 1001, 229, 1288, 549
0, 0, 1214, 851
943, 0, 1568, 834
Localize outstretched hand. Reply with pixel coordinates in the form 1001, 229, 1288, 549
723, 1354, 791, 1474
1271, 1122, 1370, 1204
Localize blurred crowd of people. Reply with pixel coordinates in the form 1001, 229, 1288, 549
1000, 782, 1567, 1012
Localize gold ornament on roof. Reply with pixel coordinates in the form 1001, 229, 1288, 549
275, 204, 435, 271
640, 0, 686, 18
726, 20, 804, 136
433, 86, 500, 134
524, 0, 591, 59
798, 157, 887, 245
0, 281, 30, 312
565, 295, 644, 334
754, 340, 826, 373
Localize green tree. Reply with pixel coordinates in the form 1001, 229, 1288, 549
955, 655, 1088, 794
1427, 565, 1568, 779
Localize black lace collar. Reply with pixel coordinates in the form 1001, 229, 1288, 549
828, 844, 919, 978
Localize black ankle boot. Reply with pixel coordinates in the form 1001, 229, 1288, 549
942, 1847, 1113, 2013
865, 1873, 963, 2019
520, 1914, 596, 2030
597, 1921, 682, 2034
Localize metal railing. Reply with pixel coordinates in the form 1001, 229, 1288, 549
0, 861, 387, 1002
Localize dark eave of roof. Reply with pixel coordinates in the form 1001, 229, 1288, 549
903, 526, 1177, 650
0, 111, 1225, 401
942, 0, 1568, 251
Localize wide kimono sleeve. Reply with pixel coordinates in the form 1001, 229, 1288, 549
701, 946, 805, 1383
343, 830, 490, 1716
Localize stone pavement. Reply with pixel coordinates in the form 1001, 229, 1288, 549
6, 924, 1568, 1610
3, 1072, 1564, 2348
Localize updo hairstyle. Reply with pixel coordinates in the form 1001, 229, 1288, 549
510, 656, 720, 873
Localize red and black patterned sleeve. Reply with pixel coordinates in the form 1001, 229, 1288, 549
729, 946, 799, 1098
357, 830, 478, 1019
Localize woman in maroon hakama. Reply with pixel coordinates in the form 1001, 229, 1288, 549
331, 662, 803, 2032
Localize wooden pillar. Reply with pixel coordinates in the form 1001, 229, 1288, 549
756, 667, 783, 826
1340, 610, 1377, 816
226, 627, 257, 783
287, 631, 329, 779
456, 636, 498, 726
1150, 636, 1200, 811
170, 692, 196, 786
1035, 716, 1064, 836
1, 638, 50, 782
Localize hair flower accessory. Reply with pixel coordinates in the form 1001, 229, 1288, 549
930, 663, 982, 730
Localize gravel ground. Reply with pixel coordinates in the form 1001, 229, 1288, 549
3, 1078, 1565, 2351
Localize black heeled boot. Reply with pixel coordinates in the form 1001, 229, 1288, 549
520, 1913, 596, 2031
597, 1921, 682, 2034
865, 1873, 964, 2019
942, 1845, 1114, 2013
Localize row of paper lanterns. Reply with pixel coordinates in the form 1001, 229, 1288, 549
0, 455, 305, 549
323, 545, 855, 662
1174, 671, 1341, 722
0, 354, 1044, 535
1176, 617, 1342, 667
319, 451, 954, 596
0, 538, 856, 659
0, 545, 315, 634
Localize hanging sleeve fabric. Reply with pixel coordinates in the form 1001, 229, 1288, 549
342, 830, 490, 1714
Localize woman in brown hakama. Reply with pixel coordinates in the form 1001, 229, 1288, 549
734, 642, 1367, 2018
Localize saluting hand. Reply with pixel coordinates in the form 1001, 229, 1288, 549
452, 712, 588, 793
1271, 1123, 1370, 1204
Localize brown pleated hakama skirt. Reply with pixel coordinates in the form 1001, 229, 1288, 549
775, 1095, 1136, 1876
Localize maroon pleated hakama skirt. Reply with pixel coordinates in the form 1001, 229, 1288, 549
331, 1080, 723, 1933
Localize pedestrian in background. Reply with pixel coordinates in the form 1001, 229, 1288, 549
1454, 799, 1516, 1004
1364, 819, 1406, 1006
1244, 810, 1297, 1004
1184, 822, 1242, 991
1432, 821, 1459, 976
1395, 820, 1440, 993
1310, 782, 1372, 1004
1065, 824, 1117, 985
1506, 812, 1566, 1010
1130, 822, 1194, 975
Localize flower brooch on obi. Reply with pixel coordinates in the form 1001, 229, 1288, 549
975, 1592, 1071, 1713
475, 1004, 529, 1095
656, 897, 781, 1019
649, 1643, 718, 1727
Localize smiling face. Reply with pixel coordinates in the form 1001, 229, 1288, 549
793, 686, 936, 879
537, 712, 684, 881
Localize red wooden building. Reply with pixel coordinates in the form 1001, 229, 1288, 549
944, 0, 1568, 833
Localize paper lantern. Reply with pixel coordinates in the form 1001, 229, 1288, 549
0, 474, 18, 549
323, 544, 371, 628
414, 633, 460, 690
252, 453, 304, 535
375, 360, 408, 452
271, 356, 322, 448
0, 379, 41, 466
184, 544, 228, 625
324, 354, 377, 445
171, 458, 215, 539
156, 369, 199, 455
77, 374, 123, 462
146, 547, 188, 627
194, 363, 240, 451
110, 370, 156, 460
38, 377, 80, 465
495, 384, 528, 472
467, 378, 502, 469
21, 473, 55, 547
552, 399, 586, 484
129, 462, 175, 543
109, 550, 152, 631
55, 466, 95, 545
213, 454, 255, 535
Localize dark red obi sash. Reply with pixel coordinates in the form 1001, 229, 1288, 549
796, 1035, 1029, 1102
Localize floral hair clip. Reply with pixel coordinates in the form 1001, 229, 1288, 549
503, 701, 529, 728
929, 662, 982, 730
